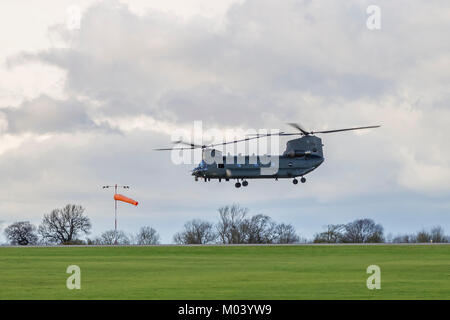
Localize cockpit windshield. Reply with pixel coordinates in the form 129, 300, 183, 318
195, 160, 207, 170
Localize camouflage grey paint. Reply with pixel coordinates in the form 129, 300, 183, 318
192, 136, 324, 180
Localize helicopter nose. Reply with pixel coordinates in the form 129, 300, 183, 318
191, 167, 203, 176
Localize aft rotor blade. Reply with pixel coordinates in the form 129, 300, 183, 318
246, 132, 301, 139
287, 123, 310, 135
311, 125, 381, 134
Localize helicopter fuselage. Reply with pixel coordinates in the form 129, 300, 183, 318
192, 135, 325, 182
192, 154, 324, 180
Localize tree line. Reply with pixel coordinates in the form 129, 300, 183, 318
2, 203, 449, 245
312, 221, 448, 244
3, 204, 159, 246
173, 204, 301, 244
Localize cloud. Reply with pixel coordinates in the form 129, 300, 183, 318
10, 0, 447, 123
1, 95, 112, 134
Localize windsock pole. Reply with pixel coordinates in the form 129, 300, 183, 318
102, 184, 131, 245
114, 184, 117, 242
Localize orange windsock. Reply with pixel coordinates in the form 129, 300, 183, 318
114, 194, 139, 206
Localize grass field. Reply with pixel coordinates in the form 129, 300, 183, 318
0, 245, 449, 299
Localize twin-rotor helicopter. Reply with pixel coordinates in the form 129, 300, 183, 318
155, 123, 380, 188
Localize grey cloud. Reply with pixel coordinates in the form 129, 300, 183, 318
157, 84, 277, 126
12, 0, 435, 124
274, 67, 391, 99
1, 95, 111, 134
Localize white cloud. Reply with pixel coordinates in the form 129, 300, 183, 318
1, 95, 112, 134
0, 61, 67, 107
398, 148, 450, 194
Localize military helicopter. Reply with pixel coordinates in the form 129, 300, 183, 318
155, 123, 380, 188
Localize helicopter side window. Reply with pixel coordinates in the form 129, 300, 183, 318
218, 163, 224, 168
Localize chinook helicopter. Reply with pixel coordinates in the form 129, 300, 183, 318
155, 123, 380, 188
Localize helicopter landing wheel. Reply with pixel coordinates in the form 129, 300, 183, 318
242, 180, 248, 187
301, 177, 306, 183
293, 178, 298, 185
235, 182, 241, 188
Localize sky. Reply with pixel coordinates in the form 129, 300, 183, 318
0, 0, 449, 243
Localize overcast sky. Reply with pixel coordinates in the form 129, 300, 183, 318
0, 0, 449, 243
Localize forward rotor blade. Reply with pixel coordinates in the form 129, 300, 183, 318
287, 123, 310, 135
246, 131, 287, 137
311, 125, 381, 134
207, 135, 263, 148
154, 147, 197, 151
172, 140, 205, 149
155, 136, 262, 151
155, 136, 262, 150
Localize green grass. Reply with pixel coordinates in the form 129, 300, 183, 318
0, 245, 449, 299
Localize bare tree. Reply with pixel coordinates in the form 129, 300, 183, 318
430, 226, 447, 243
94, 230, 130, 245
342, 219, 384, 243
4, 221, 38, 245
246, 214, 277, 244
215, 204, 301, 244
392, 234, 415, 243
173, 219, 216, 244
216, 204, 249, 244
274, 223, 300, 244
137, 226, 160, 245
38, 204, 91, 244
416, 229, 431, 243
391, 227, 448, 243
313, 224, 345, 243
